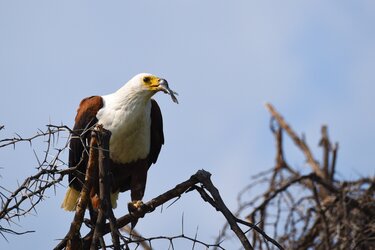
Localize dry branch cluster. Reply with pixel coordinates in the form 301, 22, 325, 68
0, 104, 374, 250
0, 125, 72, 237
54, 126, 281, 250
217, 103, 375, 250
0, 123, 281, 249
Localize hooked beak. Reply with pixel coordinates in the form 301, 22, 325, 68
158, 78, 179, 104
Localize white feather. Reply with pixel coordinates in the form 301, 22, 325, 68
96, 74, 153, 164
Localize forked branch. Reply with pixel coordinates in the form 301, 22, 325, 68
54, 126, 282, 250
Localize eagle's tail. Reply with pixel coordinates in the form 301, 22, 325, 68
61, 187, 80, 211
61, 187, 119, 211
111, 191, 119, 209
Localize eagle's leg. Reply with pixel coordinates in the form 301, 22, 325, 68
128, 169, 148, 229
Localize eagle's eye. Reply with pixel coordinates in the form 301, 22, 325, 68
143, 76, 151, 83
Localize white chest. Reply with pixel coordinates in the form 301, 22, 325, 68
96, 97, 152, 164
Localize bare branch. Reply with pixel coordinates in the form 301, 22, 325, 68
217, 103, 375, 250
65, 131, 98, 249
2, 103, 373, 250
0, 125, 71, 237
265, 103, 325, 179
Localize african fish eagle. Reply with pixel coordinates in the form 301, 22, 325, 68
61, 73, 178, 212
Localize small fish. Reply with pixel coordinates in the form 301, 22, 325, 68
159, 79, 179, 104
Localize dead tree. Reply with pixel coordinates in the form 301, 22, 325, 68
216, 103, 375, 250
0, 123, 282, 249
5, 103, 372, 249
54, 125, 282, 250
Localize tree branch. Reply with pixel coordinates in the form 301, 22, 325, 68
265, 103, 325, 179
58, 131, 98, 250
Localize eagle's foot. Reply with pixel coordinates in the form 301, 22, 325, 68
128, 200, 144, 214
128, 200, 145, 229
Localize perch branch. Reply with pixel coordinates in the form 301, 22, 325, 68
57, 131, 98, 250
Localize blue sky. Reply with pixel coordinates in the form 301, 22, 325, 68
0, 1, 374, 249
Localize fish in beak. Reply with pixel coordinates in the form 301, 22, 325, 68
158, 78, 179, 104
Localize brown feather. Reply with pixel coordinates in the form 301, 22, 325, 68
68, 96, 103, 191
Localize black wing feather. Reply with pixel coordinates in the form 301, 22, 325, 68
149, 99, 164, 165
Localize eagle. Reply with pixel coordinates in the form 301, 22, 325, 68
61, 73, 178, 212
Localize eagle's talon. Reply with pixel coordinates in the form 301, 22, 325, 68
128, 200, 145, 229
128, 200, 144, 215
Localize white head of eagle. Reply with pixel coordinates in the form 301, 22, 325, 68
61, 73, 178, 211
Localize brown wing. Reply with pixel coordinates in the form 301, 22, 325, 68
68, 96, 103, 191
